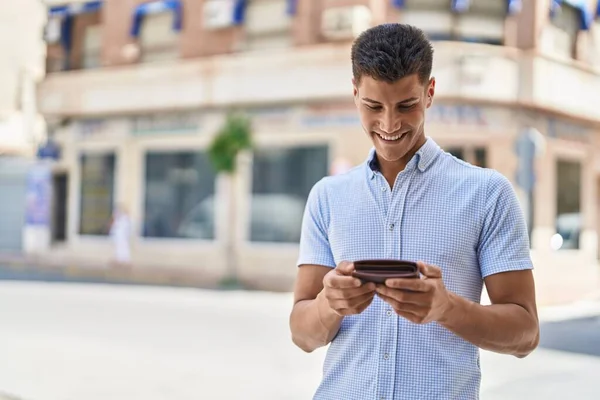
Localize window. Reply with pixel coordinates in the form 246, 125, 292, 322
143, 151, 216, 239
400, 0, 453, 40
140, 12, 180, 62
82, 24, 102, 69
454, 0, 506, 45
473, 147, 487, 168
400, 0, 506, 45
445, 147, 465, 160
555, 160, 581, 250
442, 146, 487, 168
250, 146, 329, 243
244, 0, 293, 50
79, 153, 115, 235
542, 4, 580, 59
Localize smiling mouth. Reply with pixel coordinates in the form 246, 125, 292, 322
375, 131, 408, 142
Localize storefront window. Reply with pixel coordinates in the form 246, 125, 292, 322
443, 146, 487, 168
250, 145, 328, 243
143, 151, 216, 240
445, 147, 465, 161
554, 159, 581, 250
79, 153, 115, 235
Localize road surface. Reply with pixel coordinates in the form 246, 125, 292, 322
0, 281, 598, 400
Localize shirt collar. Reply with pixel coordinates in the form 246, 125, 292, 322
366, 137, 441, 175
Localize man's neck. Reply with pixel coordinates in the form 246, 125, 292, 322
378, 135, 426, 189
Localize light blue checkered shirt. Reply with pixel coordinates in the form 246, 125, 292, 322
297, 137, 533, 400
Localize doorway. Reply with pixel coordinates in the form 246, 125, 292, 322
52, 173, 68, 243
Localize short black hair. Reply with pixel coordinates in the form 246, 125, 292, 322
351, 24, 434, 85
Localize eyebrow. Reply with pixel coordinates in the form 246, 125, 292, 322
362, 97, 419, 105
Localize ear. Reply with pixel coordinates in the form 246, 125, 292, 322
426, 77, 436, 108
352, 78, 359, 98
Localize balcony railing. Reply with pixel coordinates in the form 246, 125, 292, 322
37, 41, 600, 122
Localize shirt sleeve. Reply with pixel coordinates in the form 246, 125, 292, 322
297, 179, 336, 268
478, 171, 534, 278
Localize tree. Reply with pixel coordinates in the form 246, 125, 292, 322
207, 111, 253, 288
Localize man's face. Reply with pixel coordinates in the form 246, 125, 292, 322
353, 74, 435, 163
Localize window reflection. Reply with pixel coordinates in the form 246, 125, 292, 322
555, 160, 581, 250
250, 146, 328, 243
79, 153, 115, 235
143, 151, 216, 239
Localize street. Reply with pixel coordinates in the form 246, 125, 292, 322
0, 281, 599, 400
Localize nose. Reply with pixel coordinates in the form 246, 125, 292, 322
379, 110, 400, 134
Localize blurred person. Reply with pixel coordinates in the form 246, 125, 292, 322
289, 24, 539, 400
109, 204, 132, 268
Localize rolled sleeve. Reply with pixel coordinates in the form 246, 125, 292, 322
297, 179, 336, 268
478, 172, 534, 278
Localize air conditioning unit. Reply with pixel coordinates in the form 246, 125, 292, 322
321, 6, 372, 40
203, 0, 236, 30
44, 17, 62, 44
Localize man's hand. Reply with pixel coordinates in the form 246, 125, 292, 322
322, 261, 377, 316
375, 261, 452, 324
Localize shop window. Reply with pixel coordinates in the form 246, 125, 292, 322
139, 12, 180, 63
250, 145, 328, 243
143, 151, 216, 240
400, 0, 506, 45
79, 153, 115, 236
244, 0, 293, 50
443, 146, 487, 168
473, 147, 487, 168
554, 159, 581, 250
445, 147, 465, 161
542, 4, 579, 59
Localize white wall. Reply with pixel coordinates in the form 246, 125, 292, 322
0, 0, 47, 154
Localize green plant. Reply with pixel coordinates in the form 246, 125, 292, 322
208, 112, 253, 174
207, 111, 253, 290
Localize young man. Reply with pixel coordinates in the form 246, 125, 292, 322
289, 24, 539, 400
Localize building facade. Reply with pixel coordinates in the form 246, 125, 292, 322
36, 0, 600, 305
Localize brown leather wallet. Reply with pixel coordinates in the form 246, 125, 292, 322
352, 259, 419, 284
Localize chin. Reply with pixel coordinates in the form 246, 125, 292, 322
370, 132, 412, 161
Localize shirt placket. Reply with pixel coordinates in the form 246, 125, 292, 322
376, 169, 415, 400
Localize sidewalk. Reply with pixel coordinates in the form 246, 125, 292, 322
0, 252, 224, 290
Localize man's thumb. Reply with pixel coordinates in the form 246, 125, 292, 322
336, 261, 355, 275
417, 261, 442, 278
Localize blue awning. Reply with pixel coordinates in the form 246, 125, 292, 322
551, 0, 593, 30
49, 1, 102, 18
232, 0, 247, 25
287, 0, 297, 15
392, 0, 522, 15
130, 0, 183, 37
48, 1, 103, 51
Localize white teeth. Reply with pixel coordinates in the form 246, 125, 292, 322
378, 133, 402, 141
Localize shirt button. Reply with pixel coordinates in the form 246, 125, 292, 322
381, 186, 386, 192
386, 310, 392, 316
388, 223, 394, 231
383, 353, 390, 360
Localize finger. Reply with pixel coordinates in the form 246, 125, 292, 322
375, 286, 425, 305
395, 310, 429, 325
384, 277, 430, 292
331, 291, 375, 314
377, 293, 426, 318
329, 283, 376, 300
335, 261, 355, 276
417, 261, 442, 279
325, 274, 362, 289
